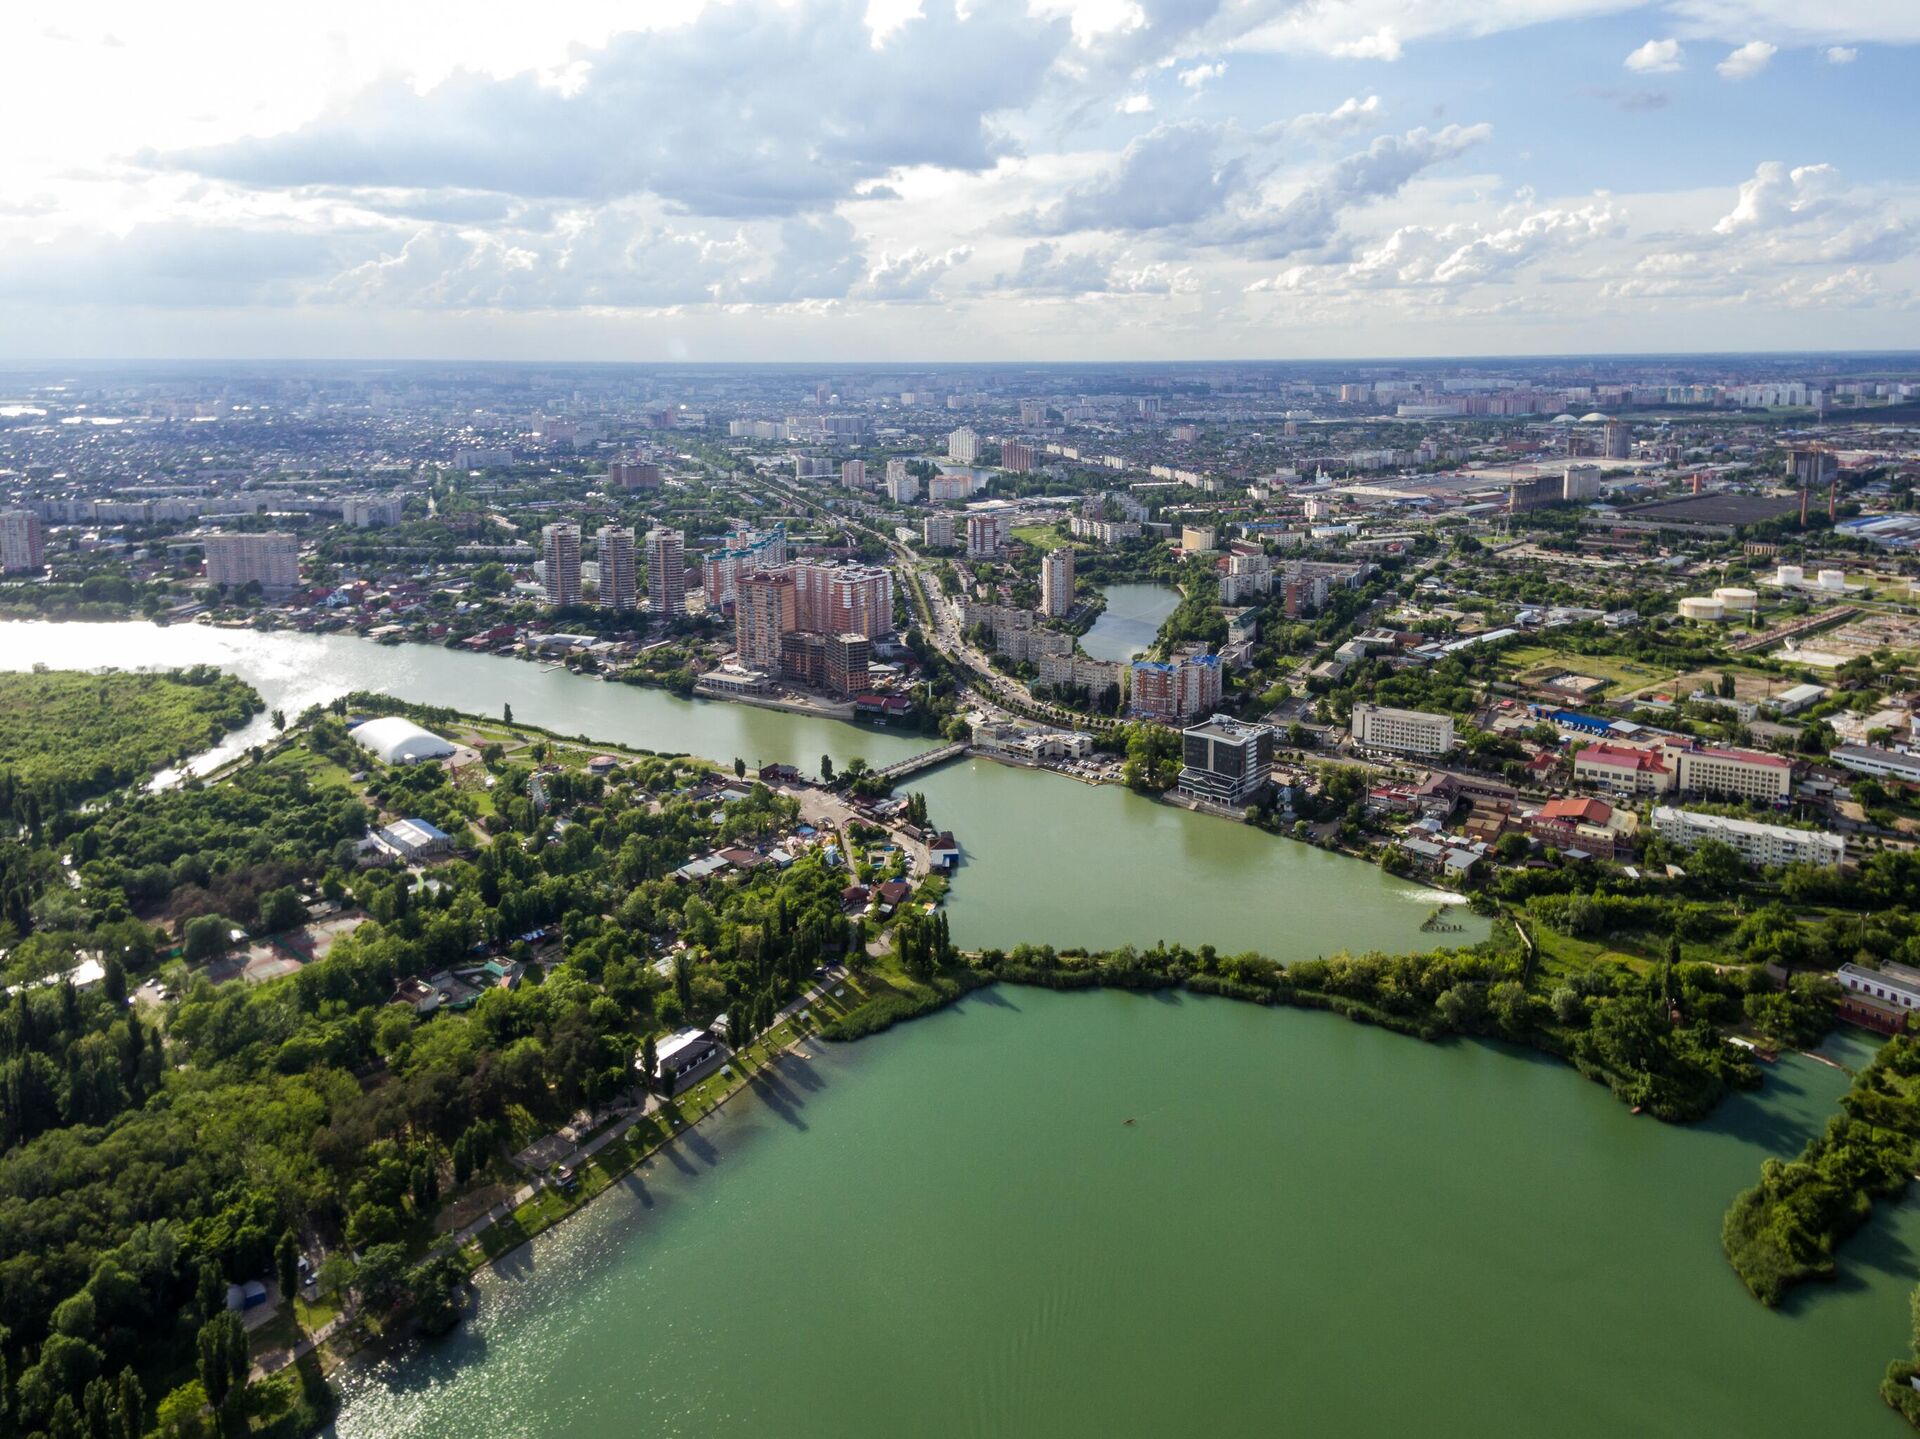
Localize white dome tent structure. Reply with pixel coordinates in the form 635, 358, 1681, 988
350, 716, 456, 765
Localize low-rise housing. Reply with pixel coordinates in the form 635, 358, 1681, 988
1837, 962, 1920, 1034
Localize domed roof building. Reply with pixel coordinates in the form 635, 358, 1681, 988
350, 716, 456, 765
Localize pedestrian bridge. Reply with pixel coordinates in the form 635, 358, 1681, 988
873, 742, 968, 782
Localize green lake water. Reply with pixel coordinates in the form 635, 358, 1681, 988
323, 988, 1916, 1439
914, 757, 1480, 954
0, 621, 1470, 958
1079, 583, 1180, 663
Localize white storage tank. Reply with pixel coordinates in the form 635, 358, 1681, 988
1817, 569, 1846, 591
1713, 586, 1758, 613
1776, 564, 1804, 587
1679, 596, 1726, 622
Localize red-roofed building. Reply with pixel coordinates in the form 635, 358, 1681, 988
1525, 797, 1635, 859
1573, 742, 1672, 796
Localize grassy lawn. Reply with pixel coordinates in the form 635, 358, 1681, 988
1502, 645, 1675, 698
293, 1293, 341, 1334
1528, 922, 1746, 983
1011, 522, 1066, 548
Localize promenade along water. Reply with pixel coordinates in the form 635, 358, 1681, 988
323, 989, 1919, 1439
0, 621, 1472, 955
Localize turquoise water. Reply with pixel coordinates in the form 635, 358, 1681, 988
325, 991, 1914, 1438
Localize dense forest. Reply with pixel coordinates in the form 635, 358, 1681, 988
0, 668, 262, 822
0, 705, 867, 1438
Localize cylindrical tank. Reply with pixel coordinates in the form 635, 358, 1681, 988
1713, 586, 1757, 612
1679, 596, 1726, 622
1776, 564, 1805, 587
1817, 569, 1846, 590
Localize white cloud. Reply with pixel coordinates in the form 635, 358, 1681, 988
1343, 202, 1621, 289
1178, 61, 1224, 89
1211, 124, 1493, 257
1825, 45, 1857, 62
1331, 27, 1402, 60
1714, 161, 1842, 234
863, 244, 971, 301
145, 2, 1073, 219
1625, 38, 1686, 72
1716, 40, 1776, 78
992, 241, 1115, 294
1022, 122, 1247, 235
1281, 95, 1382, 139
1117, 93, 1154, 113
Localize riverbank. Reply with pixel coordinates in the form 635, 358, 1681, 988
688, 681, 855, 721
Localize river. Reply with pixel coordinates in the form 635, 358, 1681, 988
323, 988, 1916, 1439
1079, 583, 1180, 663
0, 620, 1473, 956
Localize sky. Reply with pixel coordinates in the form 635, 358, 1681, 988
0, 0, 1916, 362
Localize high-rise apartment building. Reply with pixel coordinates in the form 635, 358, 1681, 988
541, 523, 583, 608
1178, 715, 1274, 806
646, 527, 687, 620
793, 561, 893, 638
597, 526, 637, 611
1001, 441, 1035, 473
922, 514, 955, 548
886, 458, 908, 487
736, 570, 797, 672
1039, 547, 1075, 618
948, 427, 980, 464
840, 459, 867, 490
885, 472, 921, 503
966, 512, 1008, 560
204, 532, 300, 593
0, 510, 45, 573
1603, 421, 1631, 460
342, 494, 405, 528
1130, 654, 1222, 722
608, 459, 663, 490
699, 525, 788, 608
825, 633, 871, 697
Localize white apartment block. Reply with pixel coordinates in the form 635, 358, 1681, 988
1350, 703, 1455, 757
1651, 807, 1843, 868
948, 427, 980, 464
597, 526, 637, 611
541, 523, 583, 607
1039, 547, 1075, 617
